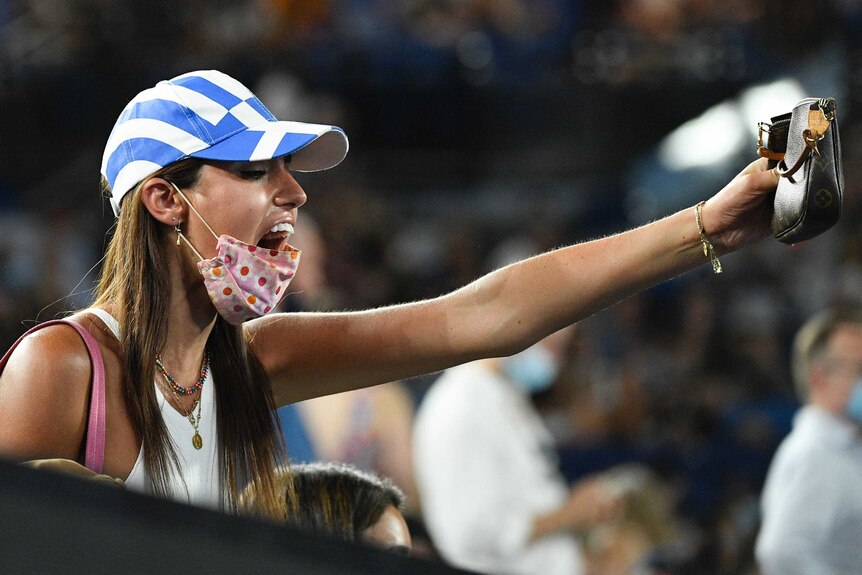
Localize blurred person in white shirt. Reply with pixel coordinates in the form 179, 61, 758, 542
413, 326, 620, 575
756, 307, 862, 575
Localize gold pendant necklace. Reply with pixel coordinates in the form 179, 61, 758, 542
187, 397, 204, 450
158, 379, 204, 450
155, 351, 208, 450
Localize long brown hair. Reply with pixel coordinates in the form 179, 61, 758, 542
95, 158, 291, 516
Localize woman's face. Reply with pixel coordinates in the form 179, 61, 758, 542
362, 505, 412, 556
181, 155, 307, 259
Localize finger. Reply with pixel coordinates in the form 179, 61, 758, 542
26, 458, 83, 474
747, 165, 781, 191
90, 473, 124, 487
607, 496, 625, 518
734, 157, 770, 180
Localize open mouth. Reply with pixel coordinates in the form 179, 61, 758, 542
257, 222, 294, 251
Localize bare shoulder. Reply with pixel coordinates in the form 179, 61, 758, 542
0, 322, 93, 461
3, 321, 93, 379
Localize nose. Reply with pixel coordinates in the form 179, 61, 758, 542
272, 165, 307, 210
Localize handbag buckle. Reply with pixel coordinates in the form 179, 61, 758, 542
818, 98, 836, 122
757, 122, 770, 149
757, 121, 785, 161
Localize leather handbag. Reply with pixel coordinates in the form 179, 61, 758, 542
757, 97, 843, 244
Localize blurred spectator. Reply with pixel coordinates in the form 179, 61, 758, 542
755, 307, 862, 574
582, 464, 691, 575
298, 384, 421, 517
277, 214, 420, 516
413, 327, 622, 574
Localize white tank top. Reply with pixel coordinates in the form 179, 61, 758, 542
87, 308, 223, 510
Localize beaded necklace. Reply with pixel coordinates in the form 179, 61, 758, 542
155, 350, 210, 396
154, 350, 210, 450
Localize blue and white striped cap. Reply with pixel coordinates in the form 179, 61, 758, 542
101, 70, 349, 215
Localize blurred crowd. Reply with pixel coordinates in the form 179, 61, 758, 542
5, 0, 862, 573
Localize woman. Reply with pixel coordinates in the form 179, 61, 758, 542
0, 70, 778, 517
242, 462, 411, 555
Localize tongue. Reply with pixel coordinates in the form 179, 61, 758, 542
258, 234, 286, 251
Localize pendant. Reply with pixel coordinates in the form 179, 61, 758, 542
192, 432, 203, 450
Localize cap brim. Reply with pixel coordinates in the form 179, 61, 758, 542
189, 120, 348, 172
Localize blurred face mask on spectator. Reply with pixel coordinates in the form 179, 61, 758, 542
171, 183, 301, 324
501, 342, 561, 394
844, 378, 862, 425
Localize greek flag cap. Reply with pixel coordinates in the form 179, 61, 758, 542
101, 70, 349, 215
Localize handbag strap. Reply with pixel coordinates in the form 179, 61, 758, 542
777, 98, 836, 179
0, 319, 106, 473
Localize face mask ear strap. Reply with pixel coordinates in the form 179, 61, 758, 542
168, 181, 220, 242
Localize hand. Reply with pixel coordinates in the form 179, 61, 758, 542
24, 458, 125, 488
700, 157, 780, 253
559, 475, 623, 530
530, 474, 624, 541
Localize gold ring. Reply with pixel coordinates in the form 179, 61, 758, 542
770, 166, 780, 179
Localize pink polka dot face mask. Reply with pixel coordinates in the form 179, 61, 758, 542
170, 183, 301, 325
198, 235, 299, 324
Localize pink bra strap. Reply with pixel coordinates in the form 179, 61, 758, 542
0, 320, 106, 473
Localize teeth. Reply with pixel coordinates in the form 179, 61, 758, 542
268, 222, 294, 234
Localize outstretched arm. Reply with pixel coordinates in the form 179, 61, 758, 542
249, 159, 778, 405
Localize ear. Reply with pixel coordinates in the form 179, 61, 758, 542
807, 362, 831, 398
140, 177, 186, 226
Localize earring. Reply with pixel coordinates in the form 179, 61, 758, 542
175, 222, 183, 246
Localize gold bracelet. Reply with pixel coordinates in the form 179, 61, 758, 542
695, 201, 722, 274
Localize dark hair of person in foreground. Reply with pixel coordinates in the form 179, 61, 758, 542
243, 462, 411, 555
